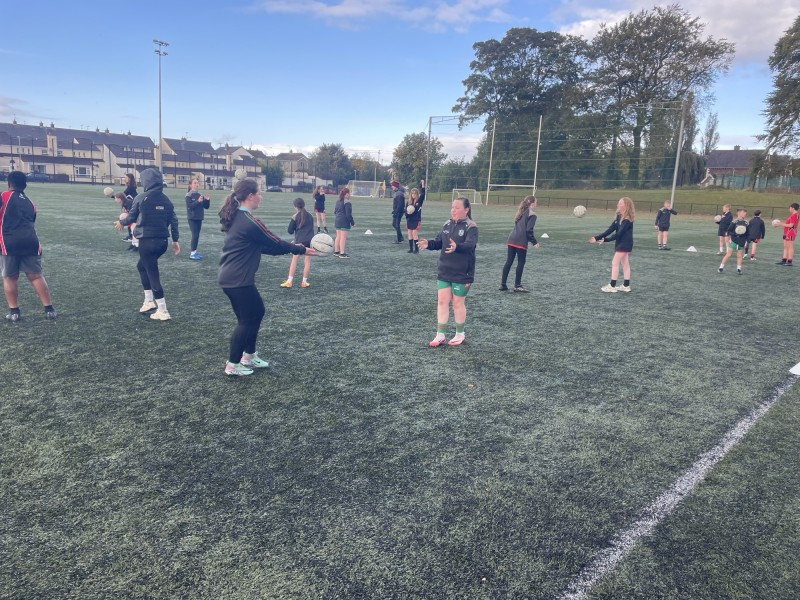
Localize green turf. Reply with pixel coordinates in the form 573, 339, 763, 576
2, 183, 800, 599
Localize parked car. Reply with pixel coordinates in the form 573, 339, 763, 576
26, 172, 50, 182
322, 187, 336, 195
266, 186, 281, 192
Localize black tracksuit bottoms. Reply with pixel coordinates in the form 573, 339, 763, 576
501, 246, 527, 288
188, 219, 203, 252
137, 238, 168, 299
223, 285, 265, 363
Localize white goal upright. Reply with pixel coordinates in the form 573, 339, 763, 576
452, 188, 484, 206
347, 180, 379, 197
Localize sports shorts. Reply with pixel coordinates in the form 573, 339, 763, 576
658, 225, 670, 232
406, 221, 421, 231
784, 233, 796, 241
314, 207, 325, 214
0, 255, 43, 277
335, 227, 351, 232
437, 280, 471, 297
729, 241, 744, 251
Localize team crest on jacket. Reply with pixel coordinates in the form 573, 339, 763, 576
458, 229, 464, 236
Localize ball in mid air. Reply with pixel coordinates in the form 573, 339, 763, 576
104, 187, 114, 197
573, 205, 587, 218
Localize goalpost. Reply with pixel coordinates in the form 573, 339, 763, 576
452, 188, 483, 206
346, 180, 379, 197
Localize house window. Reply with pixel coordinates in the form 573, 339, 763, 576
75, 167, 89, 176
57, 151, 63, 157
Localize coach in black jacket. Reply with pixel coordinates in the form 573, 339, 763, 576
391, 181, 404, 243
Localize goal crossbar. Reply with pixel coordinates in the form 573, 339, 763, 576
452, 188, 484, 206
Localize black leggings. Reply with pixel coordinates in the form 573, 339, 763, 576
501, 246, 528, 287
137, 238, 168, 299
223, 285, 265, 363
392, 214, 404, 241
188, 219, 203, 252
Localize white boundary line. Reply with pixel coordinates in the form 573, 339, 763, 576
559, 371, 799, 600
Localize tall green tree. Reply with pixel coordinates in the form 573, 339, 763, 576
262, 163, 284, 186
308, 143, 352, 186
589, 4, 735, 186
391, 133, 447, 186
760, 15, 800, 154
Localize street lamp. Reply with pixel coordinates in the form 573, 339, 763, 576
154, 39, 169, 173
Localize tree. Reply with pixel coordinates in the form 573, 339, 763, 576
308, 143, 352, 186
350, 152, 391, 183
391, 132, 447, 185
589, 4, 735, 186
760, 15, 800, 155
262, 163, 284, 186
700, 112, 720, 156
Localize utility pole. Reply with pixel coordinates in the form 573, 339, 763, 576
154, 39, 169, 173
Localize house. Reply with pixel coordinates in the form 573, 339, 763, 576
216, 144, 262, 187
706, 145, 794, 190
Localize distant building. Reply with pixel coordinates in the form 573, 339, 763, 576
706, 145, 794, 190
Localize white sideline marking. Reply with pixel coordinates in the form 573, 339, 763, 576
559, 373, 799, 600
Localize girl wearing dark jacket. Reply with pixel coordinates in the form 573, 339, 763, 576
185, 178, 210, 260
313, 186, 328, 233
500, 195, 539, 292
281, 198, 315, 288
333, 187, 354, 258
122, 173, 137, 245
419, 196, 478, 347
404, 180, 425, 253
218, 179, 317, 376
115, 168, 180, 320
589, 197, 635, 293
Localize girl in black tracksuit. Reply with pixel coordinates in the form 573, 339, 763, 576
185, 178, 211, 260
500, 195, 539, 292
217, 179, 313, 376
333, 187, 355, 258
589, 197, 635, 293
419, 196, 478, 347
313, 186, 328, 233
116, 168, 180, 320
281, 197, 315, 288
122, 173, 138, 245
404, 180, 426, 253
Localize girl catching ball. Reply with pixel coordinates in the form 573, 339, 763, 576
589, 197, 635, 293
281, 197, 315, 288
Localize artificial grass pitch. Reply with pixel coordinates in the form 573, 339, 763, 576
2, 184, 800, 599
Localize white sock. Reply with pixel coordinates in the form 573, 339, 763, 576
144, 290, 154, 302
719, 263, 724, 269
302, 277, 308, 283
191, 250, 197, 256
286, 276, 293, 282
156, 298, 167, 311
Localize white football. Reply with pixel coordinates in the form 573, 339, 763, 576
103, 186, 114, 197
713, 215, 722, 223
573, 205, 587, 218
310, 233, 334, 256
406, 204, 416, 215
119, 212, 128, 221
773, 219, 782, 227
234, 168, 247, 181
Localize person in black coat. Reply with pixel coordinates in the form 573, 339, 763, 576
589, 197, 635, 293
122, 173, 138, 245
313, 186, 328, 233
654, 200, 678, 250
745, 209, 766, 260
391, 181, 405, 243
716, 204, 732, 255
185, 178, 211, 260
281, 197, 315, 288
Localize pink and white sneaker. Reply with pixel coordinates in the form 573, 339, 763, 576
429, 333, 447, 347
448, 333, 466, 346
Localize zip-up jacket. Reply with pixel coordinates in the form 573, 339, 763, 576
334, 199, 355, 229
123, 184, 137, 202
405, 185, 426, 226
185, 191, 210, 221
717, 211, 732, 236
120, 169, 179, 242
748, 216, 766, 241
313, 192, 326, 213
218, 208, 305, 288
0, 189, 41, 256
425, 217, 478, 283
727, 218, 749, 247
392, 188, 405, 217
595, 214, 633, 252
506, 209, 537, 248
288, 209, 314, 245
655, 207, 678, 229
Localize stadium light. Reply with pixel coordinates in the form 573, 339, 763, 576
154, 39, 169, 173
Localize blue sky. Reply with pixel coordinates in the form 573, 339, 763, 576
2, 0, 794, 162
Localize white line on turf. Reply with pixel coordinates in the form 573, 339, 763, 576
559, 372, 799, 600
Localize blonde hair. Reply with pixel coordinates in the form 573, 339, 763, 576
407, 188, 419, 207
619, 197, 635, 222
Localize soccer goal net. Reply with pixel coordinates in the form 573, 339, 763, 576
347, 180, 379, 197
452, 188, 483, 206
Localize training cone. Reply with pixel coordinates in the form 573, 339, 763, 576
541, 233, 549, 238
686, 246, 697, 252
364, 229, 373, 235
790, 362, 800, 376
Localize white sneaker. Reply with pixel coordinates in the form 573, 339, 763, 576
448, 333, 466, 346
241, 352, 269, 368
139, 300, 157, 313
618, 285, 631, 293
150, 309, 171, 321
225, 361, 254, 376
601, 284, 618, 293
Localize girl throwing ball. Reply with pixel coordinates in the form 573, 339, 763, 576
418, 196, 478, 347
589, 197, 635, 293
281, 197, 315, 288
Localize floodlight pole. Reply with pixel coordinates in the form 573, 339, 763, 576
425, 117, 432, 190
486, 118, 497, 204
532, 114, 542, 195
669, 100, 687, 210
154, 39, 169, 173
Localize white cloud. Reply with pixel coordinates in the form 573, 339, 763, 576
0, 96, 33, 119
251, 0, 514, 32
554, 0, 795, 64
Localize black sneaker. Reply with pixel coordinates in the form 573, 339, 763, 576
513, 286, 530, 293
718, 267, 724, 273
338, 253, 350, 259
499, 285, 509, 291
128, 245, 138, 252
776, 260, 787, 265
737, 269, 742, 275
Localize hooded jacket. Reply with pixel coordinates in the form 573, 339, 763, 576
120, 169, 179, 241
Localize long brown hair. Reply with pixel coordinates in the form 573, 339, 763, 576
619, 197, 635, 222
339, 187, 350, 201
515, 195, 536, 223
219, 179, 259, 232
294, 197, 307, 228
